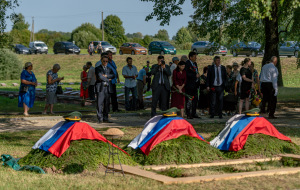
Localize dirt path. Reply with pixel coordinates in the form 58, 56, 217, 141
0, 102, 299, 132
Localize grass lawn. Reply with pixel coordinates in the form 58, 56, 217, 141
0, 124, 300, 189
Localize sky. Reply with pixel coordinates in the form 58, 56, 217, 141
5, 0, 194, 38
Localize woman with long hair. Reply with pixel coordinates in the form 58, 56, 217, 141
239, 58, 254, 114
171, 61, 186, 117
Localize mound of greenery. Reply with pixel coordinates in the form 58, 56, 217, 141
0, 49, 23, 80
124, 136, 225, 165
19, 140, 137, 174
223, 134, 300, 159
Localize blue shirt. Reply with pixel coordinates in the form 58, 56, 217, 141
95, 60, 102, 68
122, 65, 138, 88
107, 60, 118, 84
137, 68, 146, 81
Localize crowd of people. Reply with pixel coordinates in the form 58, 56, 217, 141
17, 51, 279, 122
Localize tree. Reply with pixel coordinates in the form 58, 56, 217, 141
141, 0, 300, 86
71, 23, 103, 43
175, 27, 192, 44
0, 0, 19, 48
9, 29, 31, 45
73, 31, 98, 48
101, 15, 127, 47
141, 35, 153, 47
126, 32, 143, 39
11, 13, 29, 30
154, 29, 169, 41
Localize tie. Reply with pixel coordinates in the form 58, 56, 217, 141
216, 66, 220, 85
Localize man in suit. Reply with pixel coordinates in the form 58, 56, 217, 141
95, 55, 115, 123
206, 56, 227, 118
151, 55, 171, 117
185, 51, 200, 119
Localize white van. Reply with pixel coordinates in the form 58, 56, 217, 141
29, 41, 48, 54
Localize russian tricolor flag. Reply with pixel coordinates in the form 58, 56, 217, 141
128, 115, 207, 155
33, 121, 128, 157
210, 114, 291, 151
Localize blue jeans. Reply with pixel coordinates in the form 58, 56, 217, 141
125, 86, 137, 110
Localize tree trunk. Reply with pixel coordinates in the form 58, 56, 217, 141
262, 0, 283, 86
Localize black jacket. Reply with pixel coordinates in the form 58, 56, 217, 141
151, 64, 171, 90
185, 60, 199, 90
95, 65, 115, 93
206, 64, 227, 88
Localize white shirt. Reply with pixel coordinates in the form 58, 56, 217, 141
213, 65, 223, 86
260, 63, 278, 96
169, 63, 177, 86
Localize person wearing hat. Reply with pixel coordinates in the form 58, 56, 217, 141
144, 61, 152, 91
18, 62, 37, 116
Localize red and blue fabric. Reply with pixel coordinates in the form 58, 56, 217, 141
210, 114, 291, 151
33, 121, 128, 157
128, 115, 207, 155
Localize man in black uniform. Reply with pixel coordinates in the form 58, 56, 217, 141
95, 55, 115, 123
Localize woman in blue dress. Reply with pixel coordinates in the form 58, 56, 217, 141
18, 62, 37, 116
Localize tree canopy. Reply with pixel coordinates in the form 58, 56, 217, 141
11, 13, 29, 30
154, 29, 169, 41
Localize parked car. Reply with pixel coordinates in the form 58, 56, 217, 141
279, 41, 299, 58
29, 41, 48, 54
216, 46, 228, 56
14, 44, 31, 54
53, 42, 80, 55
191, 41, 218, 55
89, 41, 117, 54
119, 43, 147, 55
148, 41, 176, 55
230, 41, 263, 57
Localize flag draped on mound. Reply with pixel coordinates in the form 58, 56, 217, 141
210, 114, 291, 151
128, 115, 207, 155
33, 121, 128, 157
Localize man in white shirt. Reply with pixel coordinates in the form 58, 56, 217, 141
260, 56, 279, 119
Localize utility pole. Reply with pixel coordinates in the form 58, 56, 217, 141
102, 11, 104, 41
30, 17, 34, 42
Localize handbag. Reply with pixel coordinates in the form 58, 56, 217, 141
20, 85, 28, 93
56, 85, 63, 94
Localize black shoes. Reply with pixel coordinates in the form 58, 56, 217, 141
113, 109, 121, 112
192, 114, 201, 119
210, 115, 214, 119
187, 116, 194, 119
103, 120, 113, 123
219, 115, 223, 119
268, 115, 277, 119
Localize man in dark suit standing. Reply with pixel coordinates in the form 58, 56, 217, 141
151, 55, 171, 117
95, 55, 115, 123
185, 51, 200, 119
206, 56, 227, 119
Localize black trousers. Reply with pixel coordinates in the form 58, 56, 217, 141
151, 85, 169, 117
210, 86, 224, 117
96, 87, 110, 122
261, 82, 277, 116
185, 88, 198, 117
146, 73, 151, 91
110, 84, 118, 111
88, 85, 95, 100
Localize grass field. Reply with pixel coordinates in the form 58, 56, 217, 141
0, 125, 300, 189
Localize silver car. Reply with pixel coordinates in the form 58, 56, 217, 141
90, 41, 117, 54
191, 41, 219, 56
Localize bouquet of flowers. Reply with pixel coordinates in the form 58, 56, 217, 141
251, 94, 262, 107
172, 86, 194, 100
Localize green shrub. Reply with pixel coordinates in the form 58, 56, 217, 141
124, 136, 225, 165
0, 49, 23, 80
19, 140, 137, 174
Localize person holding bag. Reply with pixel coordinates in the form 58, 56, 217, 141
42, 64, 64, 114
18, 62, 37, 116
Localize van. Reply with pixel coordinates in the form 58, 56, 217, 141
29, 41, 48, 54
148, 41, 176, 55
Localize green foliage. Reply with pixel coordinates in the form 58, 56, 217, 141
223, 134, 300, 159
11, 13, 29, 30
124, 136, 225, 165
19, 140, 137, 174
154, 29, 169, 41
141, 35, 153, 47
0, 49, 23, 80
9, 29, 31, 45
35, 30, 71, 47
175, 27, 192, 44
102, 15, 127, 47
73, 31, 98, 49
157, 167, 185, 178
71, 23, 103, 48
126, 32, 143, 39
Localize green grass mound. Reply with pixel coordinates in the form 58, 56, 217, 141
124, 135, 225, 165
224, 134, 300, 159
19, 140, 137, 174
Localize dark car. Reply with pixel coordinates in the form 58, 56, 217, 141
14, 44, 31, 54
53, 42, 80, 55
230, 41, 263, 57
148, 41, 176, 55
279, 41, 299, 58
